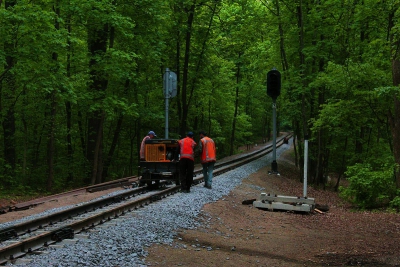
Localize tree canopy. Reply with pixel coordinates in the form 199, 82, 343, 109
1, 0, 400, 209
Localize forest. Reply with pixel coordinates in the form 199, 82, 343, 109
1, 0, 400, 209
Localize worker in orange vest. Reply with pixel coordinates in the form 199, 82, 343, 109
198, 131, 216, 189
178, 132, 197, 193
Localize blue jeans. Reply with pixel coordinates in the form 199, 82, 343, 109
202, 161, 215, 186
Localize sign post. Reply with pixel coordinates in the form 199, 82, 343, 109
163, 68, 177, 139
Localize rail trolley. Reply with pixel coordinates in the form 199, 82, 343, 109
138, 139, 180, 188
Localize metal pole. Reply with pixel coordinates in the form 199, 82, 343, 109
164, 68, 170, 139
271, 100, 278, 173
303, 138, 308, 197
165, 97, 169, 139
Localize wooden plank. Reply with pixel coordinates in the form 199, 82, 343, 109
314, 208, 324, 214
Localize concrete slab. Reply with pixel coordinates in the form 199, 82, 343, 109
253, 192, 315, 212
253, 200, 313, 212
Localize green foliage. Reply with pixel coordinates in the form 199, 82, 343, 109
390, 191, 400, 210
309, 58, 394, 175
0, 0, 399, 196
340, 163, 396, 209
234, 113, 253, 145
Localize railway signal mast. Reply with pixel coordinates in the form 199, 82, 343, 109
266, 68, 281, 175
254, 68, 316, 212
163, 68, 177, 139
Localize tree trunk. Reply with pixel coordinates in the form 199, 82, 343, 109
315, 129, 322, 186
275, 0, 288, 72
335, 136, 348, 192
230, 59, 240, 156
78, 109, 86, 159
46, 1, 60, 192
389, 5, 400, 187
65, 8, 73, 183
390, 57, 400, 187
175, 8, 182, 134
100, 25, 121, 182
315, 50, 326, 187
295, 120, 303, 182
86, 18, 109, 184
292, 121, 298, 168
355, 127, 364, 156
2, 0, 17, 188
90, 112, 105, 185
102, 80, 128, 181
180, 3, 196, 137
46, 90, 56, 191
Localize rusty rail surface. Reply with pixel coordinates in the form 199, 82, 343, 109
3, 176, 139, 213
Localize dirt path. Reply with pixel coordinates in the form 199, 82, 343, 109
145, 148, 400, 267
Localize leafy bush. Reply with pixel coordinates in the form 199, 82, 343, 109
390, 190, 400, 210
390, 197, 400, 209
340, 163, 396, 209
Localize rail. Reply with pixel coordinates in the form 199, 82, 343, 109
0, 133, 291, 265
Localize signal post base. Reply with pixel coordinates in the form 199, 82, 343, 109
253, 193, 315, 213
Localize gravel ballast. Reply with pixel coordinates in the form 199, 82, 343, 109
10, 143, 291, 267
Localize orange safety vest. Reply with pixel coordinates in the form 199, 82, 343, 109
179, 137, 196, 161
200, 136, 216, 163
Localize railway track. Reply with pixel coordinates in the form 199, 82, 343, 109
1, 177, 137, 214
0, 134, 290, 266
